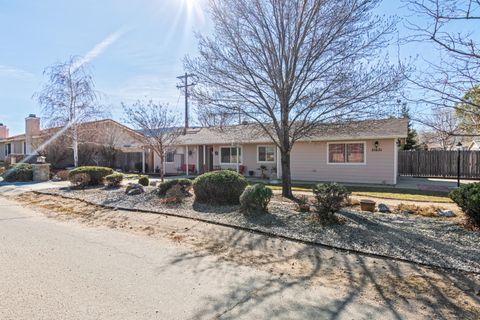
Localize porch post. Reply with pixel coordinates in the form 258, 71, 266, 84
142, 148, 146, 174
276, 147, 282, 179
203, 144, 206, 172
196, 146, 200, 175
236, 145, 240, 173
186, 145, 189, 177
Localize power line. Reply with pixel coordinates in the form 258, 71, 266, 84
176, 73, 196, 134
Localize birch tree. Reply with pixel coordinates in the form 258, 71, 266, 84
186, 0, 406, 197
123, 100, 181, 181
36, 57, 104, 167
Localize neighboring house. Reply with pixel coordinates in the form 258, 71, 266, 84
157, 118, 408, 185
0, 115, 150, 171
468, 139, 480, 151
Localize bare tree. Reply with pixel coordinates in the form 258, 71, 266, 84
186, 0, 406, 197
417, 108, 463, 150
122, 100, 181, 181
404, 0, 480, 120
36, 56, 105, 167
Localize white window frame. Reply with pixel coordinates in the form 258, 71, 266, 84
219, 146, 243, 165
4, 143, 11, 156
165, 151, 175, 163
326, 141, 366, 165
257, 145, 276, 163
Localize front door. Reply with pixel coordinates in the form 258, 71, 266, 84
208, 147, 214, 171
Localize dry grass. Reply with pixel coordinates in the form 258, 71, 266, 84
395, 203, 453, 218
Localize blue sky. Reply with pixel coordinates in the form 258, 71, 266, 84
0, 0, 463, 135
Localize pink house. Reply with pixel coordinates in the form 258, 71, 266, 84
156, 118, 408, 185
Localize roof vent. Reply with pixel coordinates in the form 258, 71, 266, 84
28, 114, 36, 118
241, 120, 249, 125
0, 123, 3, 126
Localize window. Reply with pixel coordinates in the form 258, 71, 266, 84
220, 146, 242, 164
257, 146, 275, 163
23, 142, 26, 154
165, 151, 175, 163
4, 143, 11, 156
328, 143, 365, 164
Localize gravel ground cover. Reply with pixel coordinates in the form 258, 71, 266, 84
38, 186, 480, 273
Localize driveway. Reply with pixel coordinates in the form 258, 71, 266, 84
0, 195, 478, 319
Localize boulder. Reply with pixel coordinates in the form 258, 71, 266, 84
126, 183, 144, 196
377, 203, 391, 213
402, 209, 409, 217
149, 181, 157, 187
437, 210, 456, 217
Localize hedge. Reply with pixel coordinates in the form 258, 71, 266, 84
68, 166, 113, 186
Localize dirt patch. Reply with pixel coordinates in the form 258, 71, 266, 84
9, 192, 480, 319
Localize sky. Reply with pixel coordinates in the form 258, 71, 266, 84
0, 0, 471, 135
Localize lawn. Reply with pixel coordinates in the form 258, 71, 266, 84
264, 184, 453, 203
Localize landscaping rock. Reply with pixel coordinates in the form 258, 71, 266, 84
402, 209, 409, 217
437, 210, 456, 217
125, 183, 144, 196
149, 181, 157, 187
377, 203, 391, 213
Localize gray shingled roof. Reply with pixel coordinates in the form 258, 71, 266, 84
175, 118, 408, 146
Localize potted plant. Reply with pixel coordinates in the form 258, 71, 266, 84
258, 165, 268, 179
360, 199, 376, 212
248, 170, 255, 177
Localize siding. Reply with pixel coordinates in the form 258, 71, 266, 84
290, 139, 396, 184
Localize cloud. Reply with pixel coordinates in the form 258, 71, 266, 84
72, 30, 126, 71
0, 65, 35, 80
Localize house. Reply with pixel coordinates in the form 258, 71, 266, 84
0, 115, 151, 171
468, 139, 480, 151
157, 118, 408, 185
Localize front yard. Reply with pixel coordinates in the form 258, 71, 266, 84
34, 185, 479, 273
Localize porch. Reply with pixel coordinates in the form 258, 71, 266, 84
162, 144, 282, 179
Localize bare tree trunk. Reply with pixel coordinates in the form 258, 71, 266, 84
280, 151, 293, 199
160, 154, 165, 182
73, 124, 79, 167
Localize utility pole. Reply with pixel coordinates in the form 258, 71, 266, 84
176, 73, 195, 134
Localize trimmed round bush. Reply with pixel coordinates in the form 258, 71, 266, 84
193, 170, 248, 204
312, 183, 350, 220
158, 178, 192, 196
138, 175, 149, 186
68, 166, 113, 186
105, 173, 124, 188
450, 183, 480, 228
2, 163, 33, 182
240, 183, 273, 214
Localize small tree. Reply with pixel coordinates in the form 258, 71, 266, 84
36, 57, 105, 167
400, 104, 420, 150
455, 86, 480, 134
123, 100, 180, 181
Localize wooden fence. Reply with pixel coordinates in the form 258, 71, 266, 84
398, 150, 480, 178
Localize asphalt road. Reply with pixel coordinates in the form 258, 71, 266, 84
0, 194, 478, 319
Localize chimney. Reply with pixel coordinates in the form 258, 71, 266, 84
25, 114, 41, 155
0, 123, 8, 139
